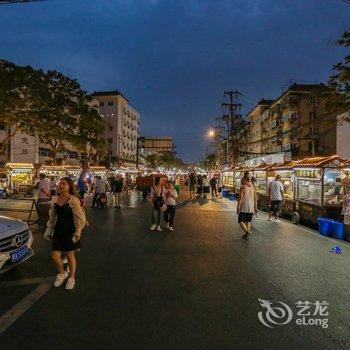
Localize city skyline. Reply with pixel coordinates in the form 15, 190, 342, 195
0, 0, 349, 161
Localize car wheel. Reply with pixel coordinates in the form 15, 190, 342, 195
291, 212, 300, 225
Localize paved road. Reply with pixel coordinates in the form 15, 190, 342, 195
0, 192, 349, 349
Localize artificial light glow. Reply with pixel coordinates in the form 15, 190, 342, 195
208, 129, 215, 137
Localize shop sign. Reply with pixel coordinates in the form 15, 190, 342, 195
295, 170, 321, 179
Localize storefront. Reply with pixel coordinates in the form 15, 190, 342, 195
5, 163, 34, 188
293, 156, 347, 225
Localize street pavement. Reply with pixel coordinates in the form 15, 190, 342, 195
0, 191, 349, 349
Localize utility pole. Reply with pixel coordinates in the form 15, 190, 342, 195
219, 91, 242, 166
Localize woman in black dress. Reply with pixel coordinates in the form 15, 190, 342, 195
44, 177, 86, 290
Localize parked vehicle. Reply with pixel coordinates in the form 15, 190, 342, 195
0, 215, 34, 273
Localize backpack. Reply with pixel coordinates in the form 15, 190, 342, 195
153, 186, 165, 209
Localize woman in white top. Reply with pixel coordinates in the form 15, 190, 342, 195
237, 175, 257, 240
150, 176, 166, 232
164, 181, 178, 231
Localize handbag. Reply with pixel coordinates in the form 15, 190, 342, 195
159, 203, 168, 212
43, 227, 54, 241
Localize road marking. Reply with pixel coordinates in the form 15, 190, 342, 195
0, 281, 52, 334
0, 276, 55, 289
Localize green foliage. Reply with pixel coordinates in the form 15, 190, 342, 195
324, 31, 350, 115
0, 60, 106, 164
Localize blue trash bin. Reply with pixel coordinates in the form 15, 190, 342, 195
331, 220, 346, 240
318, 218, 332, 237
222, 190, 229, 198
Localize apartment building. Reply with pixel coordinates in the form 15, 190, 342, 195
91, 90, 140, 167
247, 99, 273, 155
260, 84, 337, 159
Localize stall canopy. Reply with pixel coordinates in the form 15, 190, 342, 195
5, 163, 34, 170
293, 155, 347, 168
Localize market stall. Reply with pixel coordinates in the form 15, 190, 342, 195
64, 165, 82, 181
5, 163, 34, 196
90, 166, 108, 179
293, 156, 347, 225
270, 160, 303, 217
222, 166, 236, 193
252, 162, 276, 210
40, 165, 66, 179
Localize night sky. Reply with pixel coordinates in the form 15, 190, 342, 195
0, 0, 349, 162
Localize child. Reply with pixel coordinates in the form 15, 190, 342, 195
164, 181, 178, 231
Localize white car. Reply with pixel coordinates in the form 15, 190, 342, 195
0, 215, 34, 274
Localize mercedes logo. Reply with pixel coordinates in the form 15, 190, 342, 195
13, 235, 23, 248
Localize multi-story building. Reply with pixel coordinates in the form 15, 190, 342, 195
247, 99, 273, 155
91, 90, 140, 167
260, 84, 337, 159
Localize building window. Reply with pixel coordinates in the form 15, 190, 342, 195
109, 125, 113, 131
99, 102, 104, 106
108, 138, 113, 144
108, 101, 113, 106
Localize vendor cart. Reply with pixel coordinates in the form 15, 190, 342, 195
293, 156, 347, 225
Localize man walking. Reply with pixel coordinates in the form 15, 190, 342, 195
268, 174, 285, 223
189, 172, 196, 198
210, 175, 218, 199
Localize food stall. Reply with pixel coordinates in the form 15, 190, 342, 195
64, 165, 82, 181
293, 156, 347, 225
90, 166, 108, 179
252, 162, 276, 210
40, 165, 66, 179
222, 166, 235, 193
5, 163, 34, 188
270, 160, 305, 218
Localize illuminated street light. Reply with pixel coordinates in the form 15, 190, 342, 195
207, 129, 215, 138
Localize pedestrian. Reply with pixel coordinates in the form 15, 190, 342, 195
36, 173, 52, 228
150, 176, 166, 231
196, 175, 203, 197
37, 173, 51, 201
202, 175, 210, 198
113, 174, 124, 208
268, 174, 285, 223
77, 172, 88, 201
210, 175, 218, 199
44, 177, 86, 290
189, 172, 196, 198
91, 176, 107, 208
164, 180, 178, 231
237, 175, 257, 240
49, 176, 57, 196
217, 174, 223, 199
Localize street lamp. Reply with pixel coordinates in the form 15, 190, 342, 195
207, 129, 215, 138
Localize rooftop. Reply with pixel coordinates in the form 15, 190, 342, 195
91, 90, 129, 102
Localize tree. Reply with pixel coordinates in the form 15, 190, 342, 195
0, 60, 45, 155
68, 102, 106, 169
35, 69, 89, 164
323, 31, 350, 116
202, 153, 216, 171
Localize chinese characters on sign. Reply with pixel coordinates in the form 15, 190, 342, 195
258, 299, 329, 329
